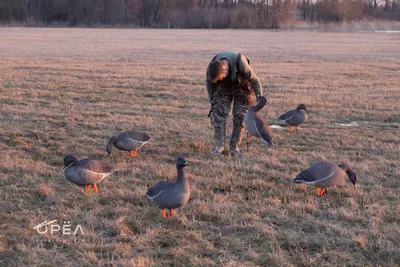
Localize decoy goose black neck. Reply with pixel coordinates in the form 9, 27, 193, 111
251, 96, 267, 113
106, 136, 118, 155
296, 104, 307, 111
338, 163, 350, 172
176, 157, 188, 183
348, 171, 357, 186
63, 154, 78, 168
339, 163, 357, 185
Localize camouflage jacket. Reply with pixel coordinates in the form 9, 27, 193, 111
205, 51, 263, 101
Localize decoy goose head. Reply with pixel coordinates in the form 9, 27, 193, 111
252, 95, 267, 112
296, 104, 307, 111
339, 163, 357, 186
257, 96, 267, 106
63, 154, 78, 169
176, 156, 188, 168
106, 136, 118, 155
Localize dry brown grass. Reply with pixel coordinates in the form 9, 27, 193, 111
0, 28, 399, 266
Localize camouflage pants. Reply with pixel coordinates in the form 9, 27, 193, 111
211, 86, 254, 151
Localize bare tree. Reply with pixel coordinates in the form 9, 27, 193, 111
0, 0, 398, 28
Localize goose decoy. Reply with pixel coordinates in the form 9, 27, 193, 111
145, 157, 190, 219
63, 154, 117, 193
106, 130, 151, 158
244, 95, 274, 147
278, 104, 308, 133
293, 162, 357, 196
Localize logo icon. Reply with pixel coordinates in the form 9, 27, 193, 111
33, 220, 84, 235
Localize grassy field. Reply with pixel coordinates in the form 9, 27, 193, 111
0, 28, 399, 266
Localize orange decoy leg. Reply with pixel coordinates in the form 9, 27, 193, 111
129, 150, 137, 158
246, 133, 251, 151
316, 187, 326, 196
161, 209, 168, 219
289, 126, 293, 132
169, 209, 174, 218
84, 185, 90, 193
93, 184, 98, 193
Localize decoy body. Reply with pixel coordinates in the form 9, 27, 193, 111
294, 162, 357, 196
63, 154, 117, 193
244, 95, 274, 147
106, 130, 151, 158
278, 104, 308, 133
145, 157, 190, 219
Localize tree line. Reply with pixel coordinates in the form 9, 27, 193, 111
0, 0, 399, 29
